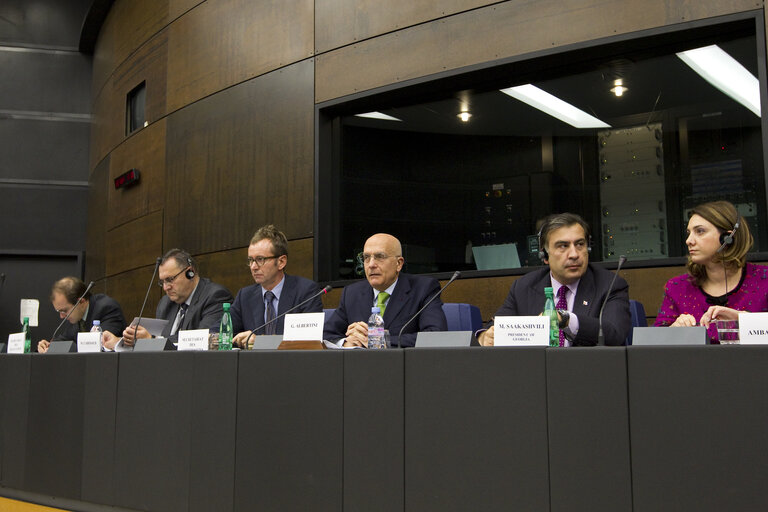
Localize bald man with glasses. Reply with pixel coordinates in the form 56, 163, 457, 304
323, 233, 447, 348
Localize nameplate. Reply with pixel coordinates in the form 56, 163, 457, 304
7, 332, 25, 354
494, 316, 549, 346
77, 332, 102, 353
282, 313, 324, 341
738, 312, 768, 344
178, 329, 210, 351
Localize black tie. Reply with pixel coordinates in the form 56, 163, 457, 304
173, 303, 188, 335
264, 291, 277, 335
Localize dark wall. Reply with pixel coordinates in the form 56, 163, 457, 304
0, 1, 93, 342
82, 0, 765, 324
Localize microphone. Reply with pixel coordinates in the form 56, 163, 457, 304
50, 280, 94, 341
242, 285, 332, 348
396, 270, 460, 348
597, 256, 626, 346
132, 257, 163, 340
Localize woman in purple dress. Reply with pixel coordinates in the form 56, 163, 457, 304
654, 200, 768, 342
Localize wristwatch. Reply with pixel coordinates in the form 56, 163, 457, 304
556, 309, 570, 330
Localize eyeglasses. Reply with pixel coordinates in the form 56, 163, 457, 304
247, 256, 278, 267
158, 267, 188, 287
358, 252, 399, 263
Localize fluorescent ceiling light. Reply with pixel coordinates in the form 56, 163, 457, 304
500, 84, 610, 129
677, 45, 760, 117
354, 111, 402, 121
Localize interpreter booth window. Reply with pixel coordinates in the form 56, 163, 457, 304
316, 16, 767, 282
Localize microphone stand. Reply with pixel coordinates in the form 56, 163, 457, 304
131, 257, 163, 343
395, 270, 460, 348
597, 256, 626, 346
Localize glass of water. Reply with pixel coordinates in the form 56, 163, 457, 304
716, 320, 740, 344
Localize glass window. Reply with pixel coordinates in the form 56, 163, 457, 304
317, 17, 765, 281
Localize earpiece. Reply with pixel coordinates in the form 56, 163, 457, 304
184, 256, 195, 279
717, 215, 740, 251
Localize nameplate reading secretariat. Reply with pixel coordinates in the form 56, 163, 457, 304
7, 332, 25, 353
738, 312, 768, 344
494, 316, 549, 346
77, 331, 102, 353
178, 329, 210, 351
282, 313, 325, 341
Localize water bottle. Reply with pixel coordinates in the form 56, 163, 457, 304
367, 306, 386, 349
23, 317, 31, 353
90, 320, 103, 350
543, 287, 559, 347
219, 303, 233, 351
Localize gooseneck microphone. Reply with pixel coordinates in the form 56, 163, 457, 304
597, 256, 627, 346
395, 270, 461, 348
242, 285, 332, 348
132, 257, 163, 340
50, 280, 94, 341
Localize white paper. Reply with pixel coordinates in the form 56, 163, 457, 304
20, 299, 40, 327
77, 331, 102, 353
178, 329, 210, 351
7, 332, 25, 353
738, 312, 768, 344
494, 315, 550, 346
282, 313, 325, 341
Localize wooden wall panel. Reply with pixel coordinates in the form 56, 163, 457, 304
315, 0, 760, 103
86, 157, 110, 283
105, 210, 164, 276
169, 0, 205, 21
107, 119, 167, 230
91, 0, 169, 100
91, 32, 169, 171
106, 265, 165, 322
164, 59, 315, 255
166, 0, 314, 113
315, 0, 495, 53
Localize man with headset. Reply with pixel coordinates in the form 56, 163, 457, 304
113, 248, 233, 348
478, 212, 631, 346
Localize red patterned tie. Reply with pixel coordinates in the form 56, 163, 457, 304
556, 286, 568, 347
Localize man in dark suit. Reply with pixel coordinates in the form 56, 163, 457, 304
231, 225, 323, 346
117, 248, 233, 347
323, 233, 447, 348
37, 276, 126, 353
479, 213, 630, 346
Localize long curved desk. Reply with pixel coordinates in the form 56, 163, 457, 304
0, 346, 766, 511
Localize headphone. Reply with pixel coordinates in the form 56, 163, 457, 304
716, 214, 741, 253
537, 219, 592, 262
184, 256, 196, 279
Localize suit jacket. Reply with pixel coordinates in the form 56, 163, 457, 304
230, 274, 323, 335
493, 263, 630, 346
156, 277, 233, 342
323, 273, 447, 347
54, 293, 126, 341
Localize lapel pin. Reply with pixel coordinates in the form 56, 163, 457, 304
583, 300, 588, 306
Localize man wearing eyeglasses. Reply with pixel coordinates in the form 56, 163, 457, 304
231, 225, 323, 346
37, 276, 126, 353
113, 248, 232, 348
323, 233, 447, 347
